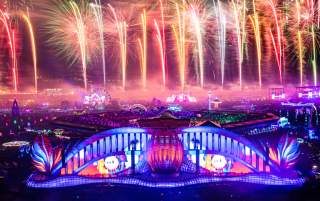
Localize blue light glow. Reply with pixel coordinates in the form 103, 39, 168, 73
27, 173, 304, 188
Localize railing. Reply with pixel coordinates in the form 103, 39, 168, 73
52, 126, 279, 175
179, 127, 279, 173
52, 127, 151, 175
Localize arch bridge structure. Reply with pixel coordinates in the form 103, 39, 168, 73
52, 126, 280, 175
28, 126, 304, 188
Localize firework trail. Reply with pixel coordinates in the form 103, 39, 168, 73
231, 0, 246, 89
160, 0, 167, 88
69, 1, 88, 90
172, 0, 187, 90
138, 9, 147, 89
157, 0, 166, 89
296, 0, 318, 86
154, 19, 166, 89
240, 0, 247, 66
91, 0, 106, 87
43, 0, 100, 90
311, 1, 317, 86
213, 0, 226, 87
190, 5, 204, 88
12, 30, 17, 92
0, 9, 17, 92
268, 0, 283, 85
295, 0, 304, 86
108, 4, 127, 89
21, 13, 38, 93
249, 0, 262, 88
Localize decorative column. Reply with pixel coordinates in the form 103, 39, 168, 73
193, 138, 200, 174
130, 140, 137, 175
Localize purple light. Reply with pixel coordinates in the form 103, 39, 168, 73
27, 173, 304, 188
277, 134, 300, 169
31, 135, 61, 174
83, 93, 106, 106
296, 86, 320, 99
271, 93, 285, 100
166, 93, 197, 103
28, 126, 304, 188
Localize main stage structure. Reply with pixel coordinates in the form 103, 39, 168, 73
27, 124, 303, 188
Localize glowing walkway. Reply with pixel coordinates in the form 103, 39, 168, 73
27, 173, 304, 188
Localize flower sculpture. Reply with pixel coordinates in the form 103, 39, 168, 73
269, 134, 300, 169
31, 135, 61, 174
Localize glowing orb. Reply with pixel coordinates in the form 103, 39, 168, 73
104, 156, 119, 171
212, 155, 227, 169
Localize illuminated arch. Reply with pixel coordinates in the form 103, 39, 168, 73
180, 126, 280, 173
52, 127, 151, 175
52, 126, 281, 176
28, 126, 304, 188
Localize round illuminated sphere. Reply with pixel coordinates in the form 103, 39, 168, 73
104, 156, 120, 171
147, 132, 184, 174
212, 155, 227, 170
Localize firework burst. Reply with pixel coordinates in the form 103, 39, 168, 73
43, 0, 99, 89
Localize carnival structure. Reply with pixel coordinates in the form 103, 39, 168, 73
27, 124, 303, 188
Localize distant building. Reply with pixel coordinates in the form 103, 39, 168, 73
11, 99, 20, 134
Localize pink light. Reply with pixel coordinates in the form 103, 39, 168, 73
0, 10, 17, 92
154, 20, 166, 89
166, 93, 197, 103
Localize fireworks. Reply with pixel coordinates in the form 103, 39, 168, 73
159, 0, 167, 89
268, 0, 283, 85
249, 0, 262, 88
295, 0, 304, 86
69, 1, 88, 90
21, 13, 38, 93
190, 4, 205, 88
2, 0, 320, 91
91, 0, 106, 87
231, 0, 246, 89
213, 0, 226, 87
108, 4, 128, 90
0, 9, 17, 92
138, 9, 147, 89
288, 0, 319, 86
172, 1, 187, 90
43, 0, 100, 90
154, 19, 166, 89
